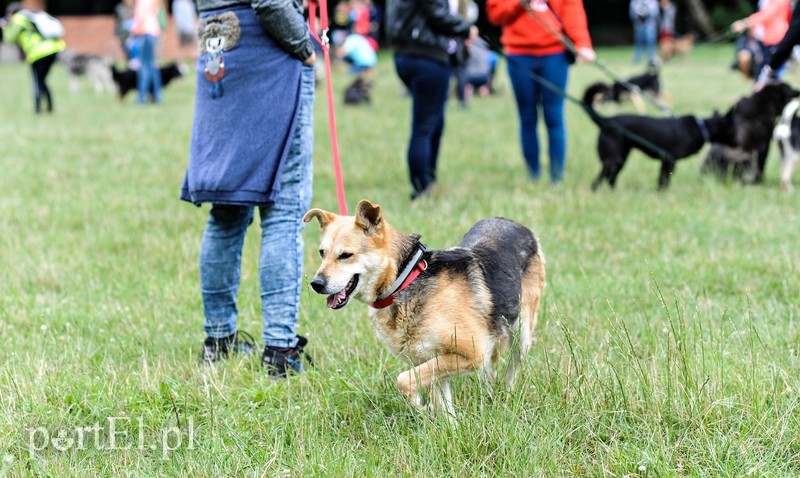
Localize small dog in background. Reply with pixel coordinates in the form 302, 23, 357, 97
304, 200, 546, 417
343, 77, 372, 105
59, 49, 115, 94
110, 62, 189, 101
659, 32, 696, 62
582, 64, 663, 114
772, 97, 800, 190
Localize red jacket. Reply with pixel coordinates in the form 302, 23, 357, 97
487, 0, 592, 56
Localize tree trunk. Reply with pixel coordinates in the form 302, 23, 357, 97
680, 0, 715, 36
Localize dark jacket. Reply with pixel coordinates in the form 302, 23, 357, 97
769, 4, 800, 71
386, 0, 472, 65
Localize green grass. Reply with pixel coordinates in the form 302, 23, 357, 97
1, 45, 799, 476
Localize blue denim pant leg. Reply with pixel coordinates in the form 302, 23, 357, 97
136, 34, 163, 103
258, 64, 315, 349
200, 205, 254, 339
394, 55, 451, 195
507, 53, 568, 182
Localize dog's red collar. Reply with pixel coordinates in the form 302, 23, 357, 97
370, 259, 427, 309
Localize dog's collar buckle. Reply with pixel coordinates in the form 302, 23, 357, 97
370, 244, 427, 310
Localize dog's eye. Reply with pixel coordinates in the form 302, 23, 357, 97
318, 250, 324, 258
338, 252, 353, 260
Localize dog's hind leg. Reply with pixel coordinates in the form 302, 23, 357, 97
631, 92, 646, 114
781, 150, 798, 190
505, 254, 545, 389
658, 161, 676, 189
592, 161, 614, 190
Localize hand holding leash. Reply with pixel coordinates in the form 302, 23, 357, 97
576, 47, 596, 63
754, 65, 776, 92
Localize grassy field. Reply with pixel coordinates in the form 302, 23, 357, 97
1, 44, 799, 476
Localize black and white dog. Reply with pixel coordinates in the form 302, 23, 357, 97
773, 97, 800, 190
59, 49, 115, 94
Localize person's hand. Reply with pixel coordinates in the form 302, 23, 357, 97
731, 19, 749, 33
754, 65, 776, 91
576, 48, 596, 63
303, 51, 316, 66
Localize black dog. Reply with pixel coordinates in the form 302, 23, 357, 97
583, 83, 736, 190
110, 62, 188, 101
701, 82, 799, 183
583, 65, 661, 113
343, 77, 371, 105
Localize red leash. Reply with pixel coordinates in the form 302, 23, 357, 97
308, 0, 348, 216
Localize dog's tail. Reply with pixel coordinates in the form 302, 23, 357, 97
581, 82, 608, 127
775, 98, 800, 141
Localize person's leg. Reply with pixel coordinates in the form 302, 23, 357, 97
394, 55, 451, 197
200, 204, 253, 339
31, 55, 54, 114
633, 23, 645, 64
150, 35, 163, 102
258, 64, 315, 349
646, 23, 657, 64
506, 54, 542, 179
539, 52, 569, 183
30, 62, 43, 114
136, 35, 153, 104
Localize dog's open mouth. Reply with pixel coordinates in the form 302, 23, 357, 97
326, 275, 359, 310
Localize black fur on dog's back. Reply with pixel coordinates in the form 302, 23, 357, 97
418, 217, 539, 333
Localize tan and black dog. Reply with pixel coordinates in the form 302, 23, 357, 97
303, 199, 545, 417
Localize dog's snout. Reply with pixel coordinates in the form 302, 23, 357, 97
310, 277, 326, 293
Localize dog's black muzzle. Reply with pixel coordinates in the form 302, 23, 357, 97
310, 277, 326, 294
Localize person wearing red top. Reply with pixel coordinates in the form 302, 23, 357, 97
731, 0, 791, 80
487, 0, 594, 183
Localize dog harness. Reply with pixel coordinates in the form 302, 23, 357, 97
370, 237, 427, 309
696, 118, 710, 142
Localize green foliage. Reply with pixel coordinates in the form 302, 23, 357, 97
1, 46, 799, 475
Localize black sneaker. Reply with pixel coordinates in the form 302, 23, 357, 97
261, 335, 313, 378
201, 330, 256, 364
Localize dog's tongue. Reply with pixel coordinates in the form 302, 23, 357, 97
326, 289, 347, 309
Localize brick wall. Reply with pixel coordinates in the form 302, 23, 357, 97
0, 14, 189, 62
60, 15, 187, 60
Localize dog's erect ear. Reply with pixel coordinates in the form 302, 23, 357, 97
303, 208, 337, 228
354, 199, 383, 235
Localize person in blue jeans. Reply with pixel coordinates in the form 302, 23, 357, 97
387, 0, 475, 200
487, 0, 594, 183
181, 1, 316, 378
130, 0, 163, 104
135, 34, 162, 103
630, 0, 660, 65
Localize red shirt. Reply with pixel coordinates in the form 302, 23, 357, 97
487, 0, 592, 56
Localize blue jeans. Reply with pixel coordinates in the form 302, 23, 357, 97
394, 55, 451, 196
506, 53, 569, 182
199, 65, 314, 348
136, 34, 163, 103
633, 22, 657, 64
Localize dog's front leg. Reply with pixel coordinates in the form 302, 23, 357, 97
397, 353, 478, 416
